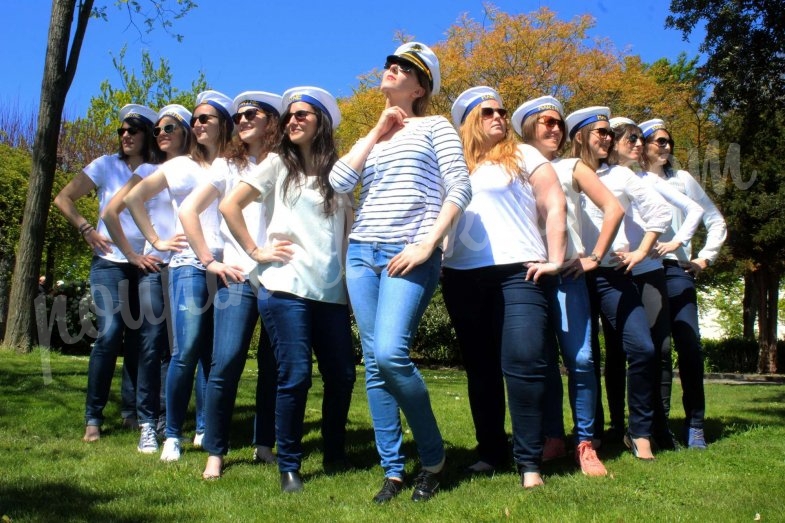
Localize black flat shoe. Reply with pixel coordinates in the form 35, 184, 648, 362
373, 477, 405, 504
411, 469, 440, 502
280, 471, 304, 493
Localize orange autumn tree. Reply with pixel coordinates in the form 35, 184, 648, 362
336, 5, 700, 158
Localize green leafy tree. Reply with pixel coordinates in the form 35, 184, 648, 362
4, 0, 195, 351
668, 0, 785, 373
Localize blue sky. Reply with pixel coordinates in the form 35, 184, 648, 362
1, 1, 705, 118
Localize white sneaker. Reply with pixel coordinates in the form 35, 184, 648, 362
137, 423, 159, 454
160, 437, 182, 462
193, 432, 204, 448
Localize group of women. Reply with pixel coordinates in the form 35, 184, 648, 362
55, 41, 725, 501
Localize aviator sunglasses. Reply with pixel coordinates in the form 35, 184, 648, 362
232, 108, 265, 125
153, 124, 178, 137
117, 127, 140, 137
481, 107, 508, 118
383, 59, 415, 74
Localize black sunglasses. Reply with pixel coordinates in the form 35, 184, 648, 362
383, 59, 415, 74
652, 137, 674, 148
591, 127, 614, 139
153, 124, 178, 137
625, 133, 641, 144
190, 113, 219, 126
538, 116, 563, 129
117, 127, 140, 137
480, 107, 508, 119
287, 110, 318, 122
232, 108, 265, 125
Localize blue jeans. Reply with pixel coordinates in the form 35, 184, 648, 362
85, 256, 141, 426
663, 262, 705, 428
135, 269, 170, 425
203, 281, 276, 456
544, 274, 598, 442
257, 287, 355, 472
346, 241, 444, 479
442, 266, 511, 467
587, 268, 656, 438
165, 265, 214, 440
633, 268, 672, 442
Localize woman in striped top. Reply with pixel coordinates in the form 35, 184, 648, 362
330, 42, 470, 503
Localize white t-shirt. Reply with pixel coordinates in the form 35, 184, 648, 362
551, 157, 585, 261
207, 156, 268, 278
135, 163, 176, 263
654, 169, 727, 264
162, 155, 223, 269
83, 154, 144, 263
243, 154, 350, 304
443, 144, 549, 270
581, 164, 671, 273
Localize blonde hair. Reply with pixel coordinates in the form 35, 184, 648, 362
459, 106, 520, 178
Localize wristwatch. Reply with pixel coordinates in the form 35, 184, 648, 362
587, 253, 600, 262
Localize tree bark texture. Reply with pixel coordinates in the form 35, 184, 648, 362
4, 0, 92, 350
753, 267, 779, 374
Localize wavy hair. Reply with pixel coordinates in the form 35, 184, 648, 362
459, 105, 520, 179
277, 104, 339, 215
225, 111, 281, 171
191, 105, 234, 164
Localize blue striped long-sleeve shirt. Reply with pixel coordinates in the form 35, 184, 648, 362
330, 115, 471, 244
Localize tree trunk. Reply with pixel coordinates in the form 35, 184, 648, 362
742, 269, 757, 340
3, 0, 92, 351
754, 267, 779, 374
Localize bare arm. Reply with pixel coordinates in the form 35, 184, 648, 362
180, 182, 245, 285
525, 162, 567, 282
53, 172, 112, 255
102, 175, 162, 272
124, 171, 186, 253
219, 182, 293, 265
565, 160, 624, 276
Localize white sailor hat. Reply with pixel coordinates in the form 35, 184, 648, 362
195, 90, 234, 123
282, 86, 341, 129
639, 118, 668, 139
119, 104, 157, 127
232, 91, 284, 118
387, 41, 441, 96
565, 106, 611, 140
450, 86, 503, 128
609, 117, 637, 130
156, 104, 192, 127
511, 95, 564, 137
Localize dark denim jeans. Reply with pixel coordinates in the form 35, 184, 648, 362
442, 265, 511, 468
135, 268, 170, 425
587, 268, 657, 438
85, 256, 141, 426
203, 281, 276, 456
165, 265, 214, 440
664, 262, 705, 428
257, 287, 356, 473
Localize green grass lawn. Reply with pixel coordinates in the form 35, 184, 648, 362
1, 349, 784, 522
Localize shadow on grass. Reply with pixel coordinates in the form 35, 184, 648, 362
0, 481, 145, 522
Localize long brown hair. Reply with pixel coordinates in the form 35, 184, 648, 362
191, 104, 233, 164
569, 122, 614, 170
277, 104, 339, 215
459, 106, 520, 178
224, 111, 281, 171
